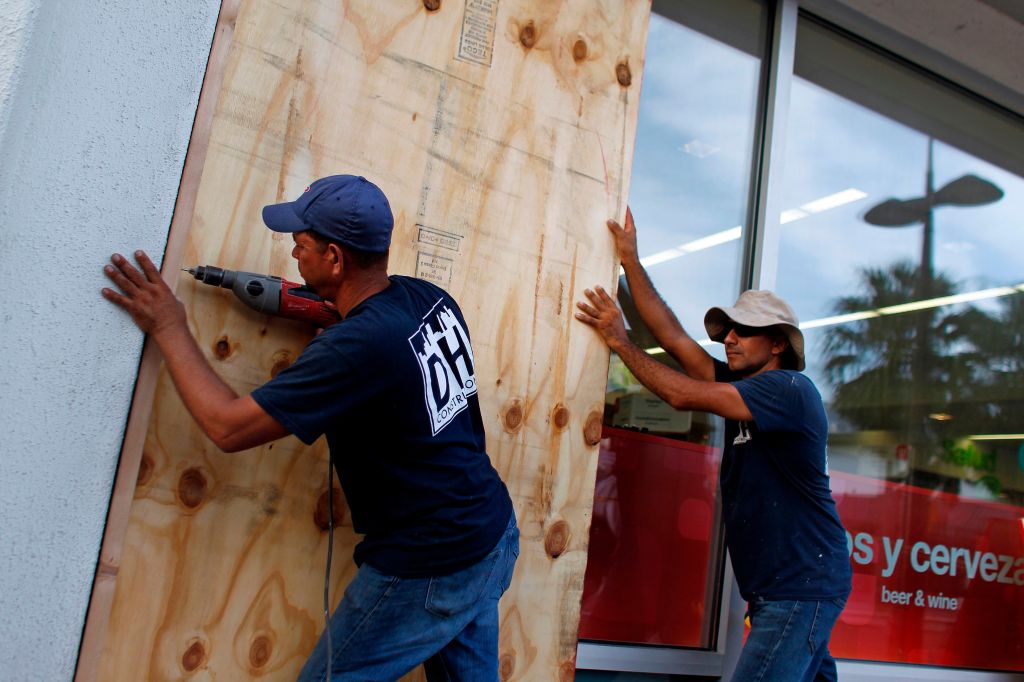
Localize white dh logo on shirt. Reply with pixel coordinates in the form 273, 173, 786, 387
409, 300, 477, 435
733, 421, 752, 445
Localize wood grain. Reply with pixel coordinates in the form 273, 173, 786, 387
93, 1, 649, 679
76, 2, 243, 680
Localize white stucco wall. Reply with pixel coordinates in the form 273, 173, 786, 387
0, 1, 219, 678
0, 0, 37, 143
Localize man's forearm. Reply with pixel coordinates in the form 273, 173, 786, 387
151, 325, 242, 443
610, 335, 696, 409
609, 336, 750, 420
620, 256, 686, 344
619, 255, 715, 381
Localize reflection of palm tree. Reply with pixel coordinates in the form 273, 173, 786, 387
825, 261, 954, 430
823, 261, 975, 485
825, 261, 1024, 492
942, 293, 1024, 438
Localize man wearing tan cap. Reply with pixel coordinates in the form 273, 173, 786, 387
576, 208, 851, 682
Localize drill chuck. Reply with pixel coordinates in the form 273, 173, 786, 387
186, 265, 234, 288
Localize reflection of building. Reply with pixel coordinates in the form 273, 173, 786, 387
2, 1, 1023, 681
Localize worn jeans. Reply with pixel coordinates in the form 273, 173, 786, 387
731, 597, 846, 682
297, 515, 519, 682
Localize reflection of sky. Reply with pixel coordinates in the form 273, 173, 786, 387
777, 78, 1024, 314
627, 14, 762, 359
776, 78, 1024, 397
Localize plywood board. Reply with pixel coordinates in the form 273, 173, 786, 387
93, 0, 649, 679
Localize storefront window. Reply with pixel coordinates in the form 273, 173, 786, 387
771, 15, 1024, 672
578, 0, 767, 649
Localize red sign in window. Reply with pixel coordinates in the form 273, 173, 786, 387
830, 472, 1024, 671
579, 427, 1024, 672
579, 428, 721, 647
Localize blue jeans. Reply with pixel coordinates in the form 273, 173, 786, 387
731, 597, 846, 682
297, 515, 519, 682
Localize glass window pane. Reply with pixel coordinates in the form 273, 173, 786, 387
578, 0, 767, 650
772, 15, 1024, 672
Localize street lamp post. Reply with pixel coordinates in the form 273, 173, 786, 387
864, 140, 1003, 297
863, 138, 1003, 485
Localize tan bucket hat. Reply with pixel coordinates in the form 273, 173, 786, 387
703, 290, 805, 371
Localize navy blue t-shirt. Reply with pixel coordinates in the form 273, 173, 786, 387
252, 275, 513, 578
715, 361, 851, 601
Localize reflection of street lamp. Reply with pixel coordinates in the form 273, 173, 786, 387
862, 138, 1003, 485
864, 139, 1003, 295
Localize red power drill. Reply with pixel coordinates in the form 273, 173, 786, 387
184, 265, 340, 327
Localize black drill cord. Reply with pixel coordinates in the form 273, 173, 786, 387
325, 457, 334, 680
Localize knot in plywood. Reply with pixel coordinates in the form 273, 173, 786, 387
502, 399, 525, 433
269, 349, 294, 379
616, 60, 632, 87
314, 487, 345, 531
423, 0, 441, 11
178, 467, 208, 509
213, 335, 235, 360
499, 650, 516, 679
583, 410, 603, 446
181, 638, 207, 672
572, 39, 588, 62
519, 21, 537, 49
544, 519, 570, 558
249, 633, 273, 669
552, 403, 570, 430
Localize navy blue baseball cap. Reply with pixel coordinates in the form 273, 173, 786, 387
262, 175, 394, 253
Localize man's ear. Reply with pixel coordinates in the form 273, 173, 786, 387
326, 243, 343, 273
770, 334, 789, 357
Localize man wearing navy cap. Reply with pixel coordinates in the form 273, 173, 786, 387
102, 175, 517, 681
575, 208, 851, 682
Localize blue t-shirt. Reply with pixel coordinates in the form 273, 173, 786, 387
715, 361, 852, 601
252, 275, 513, 578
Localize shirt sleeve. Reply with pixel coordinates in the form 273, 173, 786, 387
250, 333, 362, 445
733, 371, 808, 434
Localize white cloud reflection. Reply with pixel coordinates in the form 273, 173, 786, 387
635, 187, 868, 269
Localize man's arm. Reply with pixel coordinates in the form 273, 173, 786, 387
610, 208, 715, 382
102, 251, 290, 452
576, 284, 752, 421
